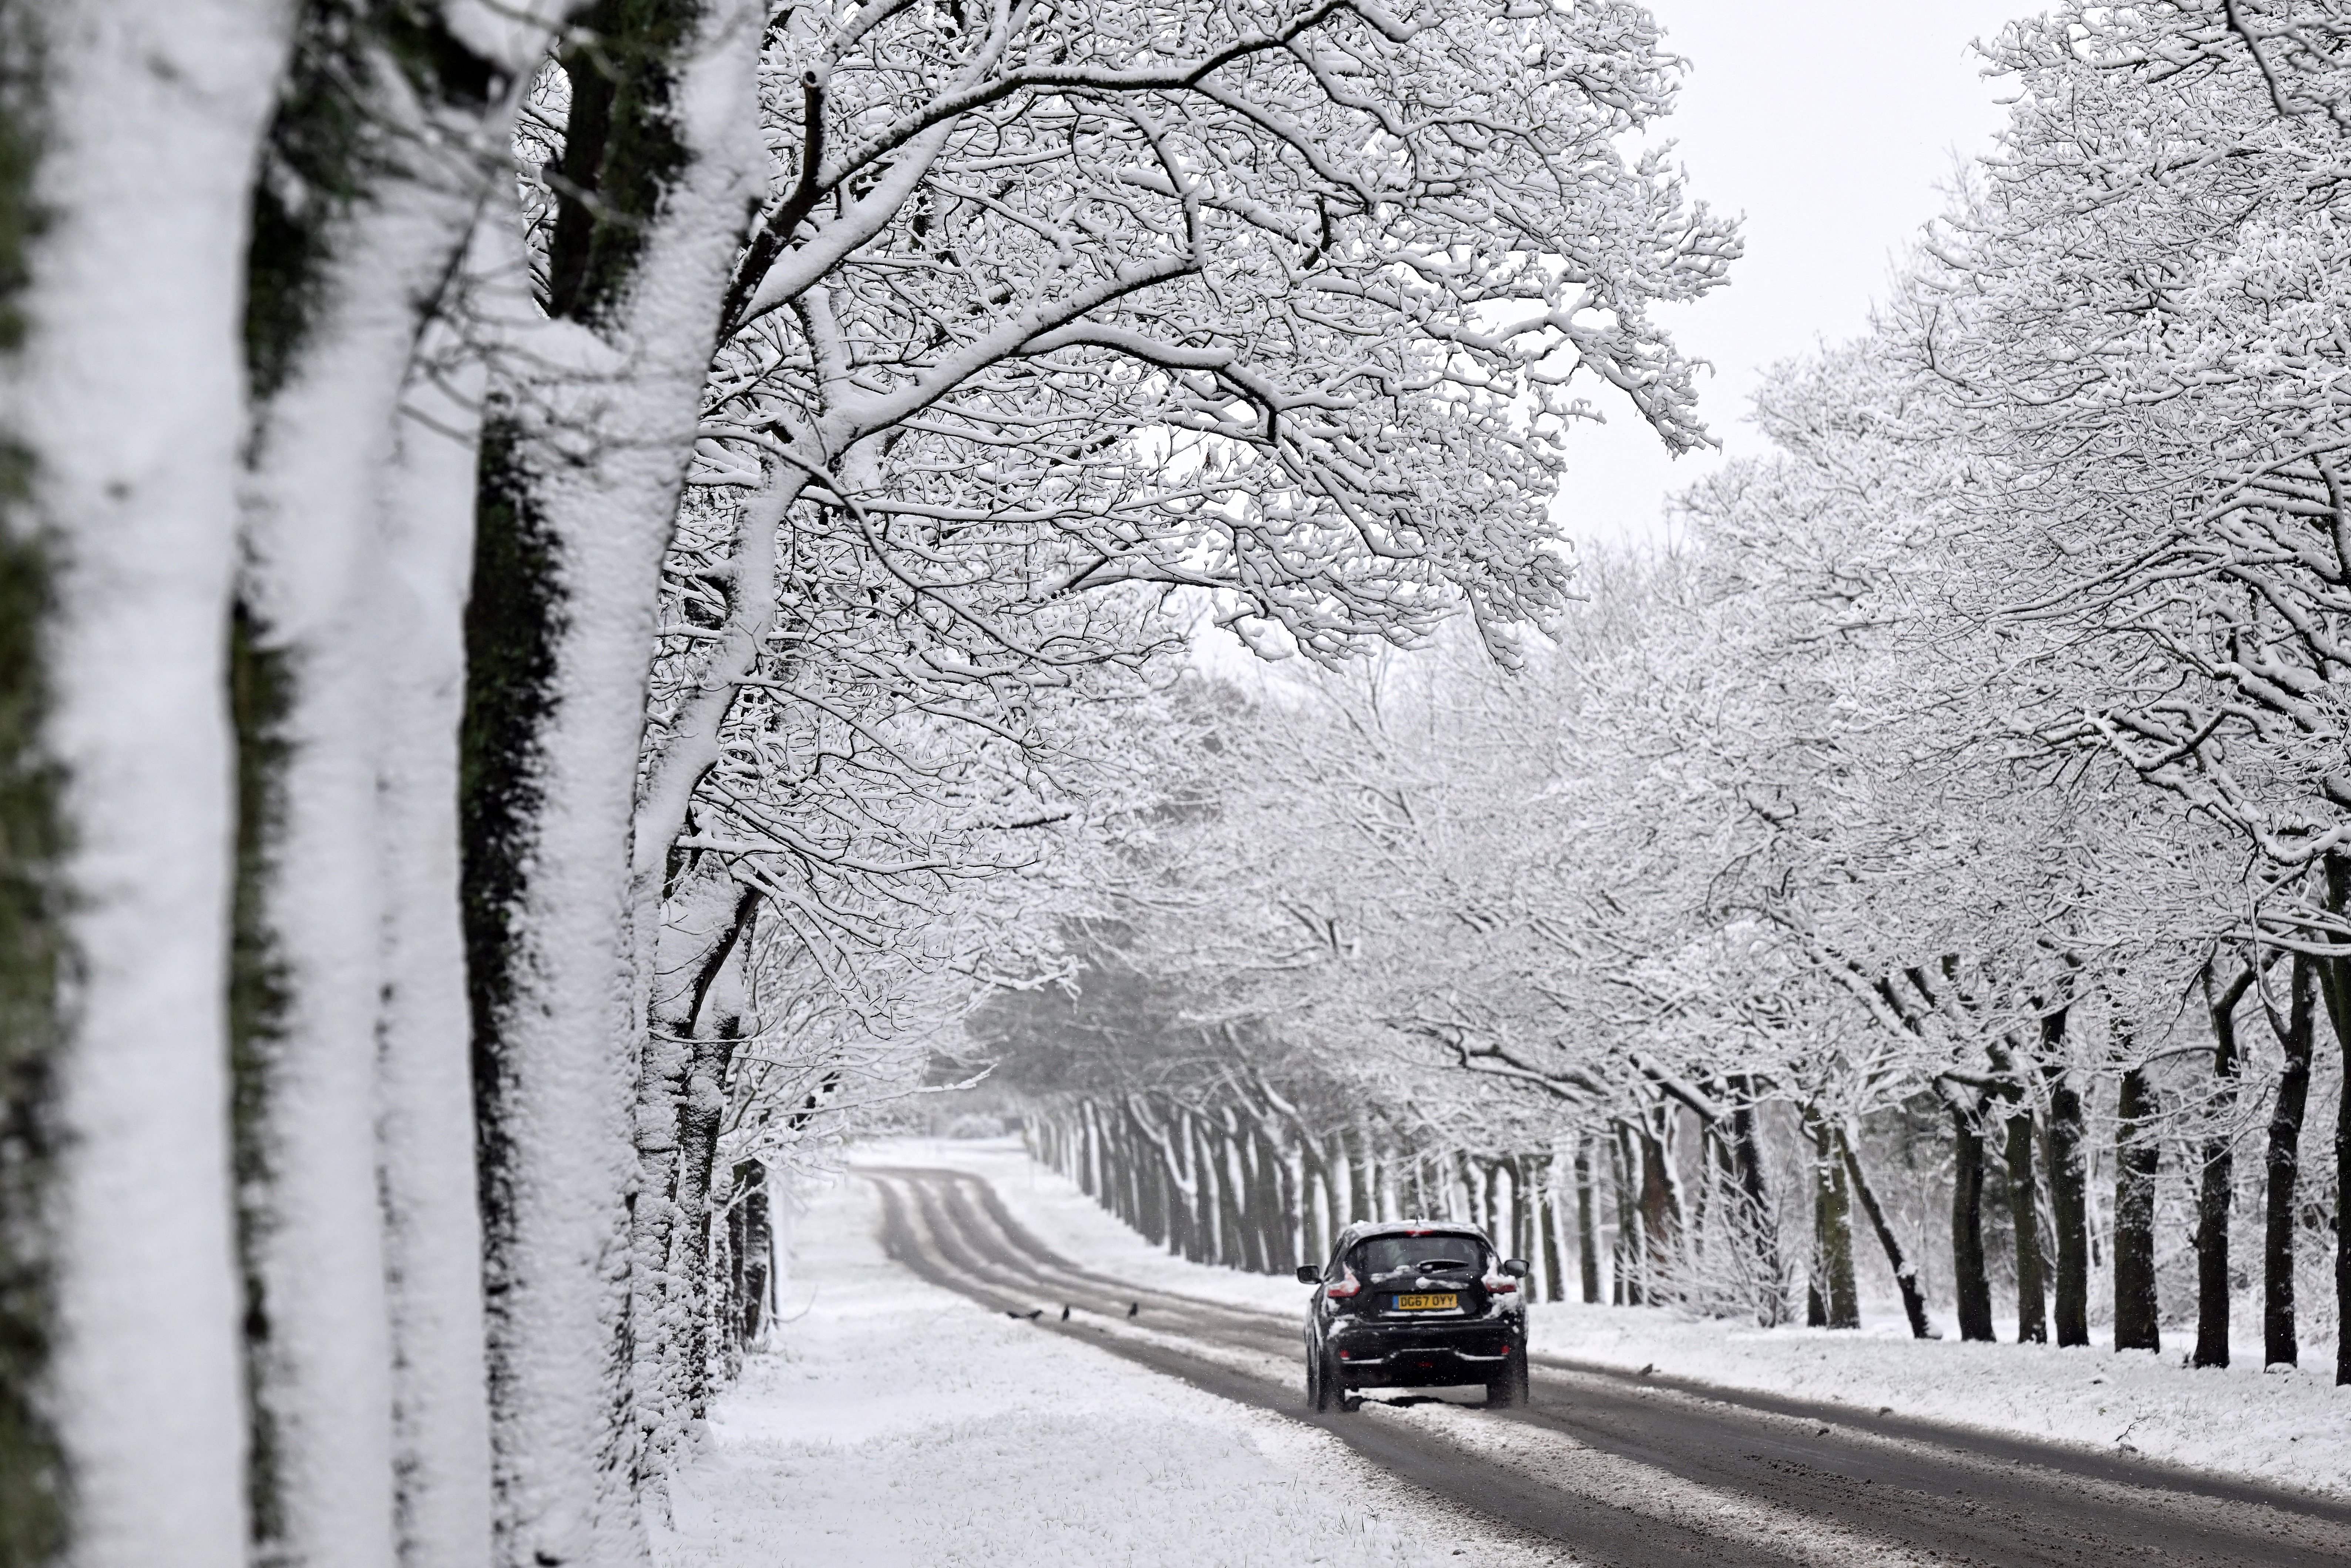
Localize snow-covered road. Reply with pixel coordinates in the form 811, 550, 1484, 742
652, 1171, 1557, 1567
842, 1161, 2351, 1568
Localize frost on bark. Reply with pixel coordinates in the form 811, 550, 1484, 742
375, 310, 498, 1568
14, 0, 288, 1562
462, 0, 758, 1551
232, 4, 563, 1561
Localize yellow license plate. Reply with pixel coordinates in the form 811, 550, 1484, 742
1395, 1293, 1459, 1310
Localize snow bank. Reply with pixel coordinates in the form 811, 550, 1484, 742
1527, 1300, 2351, 1504
656, 1168, 1553, 1568
861, 1136, 2351, 1507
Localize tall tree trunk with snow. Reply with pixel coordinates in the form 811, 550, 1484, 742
10, 4, 286, 1562
375, 305, 508, 1568
624, 469, 789, 1475
460, 0, 758, 1549
2264, 954, 2317, 1368
668, 907, 752, 1434
1726, 1079, 1784, 1324
231, 9, 560, 1562
1806, 1111, 1859, 1330
1839, 1127, 1932, 1339
1530, 1155, 1562, 1299
2004, 1102, 2047, 1344
1574, 1141, 1602, 1304
1345, 1127, 1373, 1227
1947, 1089, 1995, 1342
2320, 855, 2351, 1387
2111, 1066, 2160, 1353
2039, 1010, 2090, 1349
632, 883, 754, 1483
1635, 1116, 1679, 1289
1611, 1124, 1642, 1306
2194, 966, 2251, 1369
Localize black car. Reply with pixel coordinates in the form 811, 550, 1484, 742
1295, 1221, 1530, 1413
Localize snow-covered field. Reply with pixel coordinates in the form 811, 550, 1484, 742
862, 1136, 2351, 1505
654, 1166, 1555, 1568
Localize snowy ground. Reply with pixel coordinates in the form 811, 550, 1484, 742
862, 1136, 2351, 1505
654, 1166, 1559, 1568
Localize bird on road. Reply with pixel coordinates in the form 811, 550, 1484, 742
1060, 1305, 1070, 1321
1004, 1308, 1043, 1321
1127, 1302, 1139, 1318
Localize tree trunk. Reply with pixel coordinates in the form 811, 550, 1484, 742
233, 15, 534, 1561
2319, 854, 2351, 1387
1727, 1077, 1785, 1325
1840, 1126, 1933, 1339
2004, 1102, 2047, 1343
1346, 1126, 1373, 1227
2112, 1066, 2160, 1353
729, 1162, 771, 1348
2266, 952, 2318, 1367
2194, 965, 2252, 1369
1190, 1114, 1219, 1264
1531, 1155, 1562, 1300
1296, 1140, 1328, 1267
1807, 1111, 1859, 1329
1215, 1120, 1250, 1271
19, 3, 290, 1561
1575, 1141, 1602, 1304
2040, 1008, 2090, 1348
670, 1022, 740, 1431
1611, 1123, 1642, 1305
1636, 1115, 1678, 1289
1949, 1091, 1995, 1342
629, 882, 754, 1485
462, 0, 758, 1557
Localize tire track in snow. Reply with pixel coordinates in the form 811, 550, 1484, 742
861, 1165, 2351, 1568
871, 1168, 1855, 1568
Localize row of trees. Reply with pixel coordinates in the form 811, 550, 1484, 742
4, 0, 1726, 1562
997, 1, 2351, 1383
1024, 1085, 1596, 1302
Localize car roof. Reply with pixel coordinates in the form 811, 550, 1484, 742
1333, 1220, 1493, 1249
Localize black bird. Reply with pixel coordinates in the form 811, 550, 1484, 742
1127, 1301, 1139, 1318
1004, 1308, 1042, 1321
1060, 1305, 1070, 1321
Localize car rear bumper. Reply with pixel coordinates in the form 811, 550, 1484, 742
1328, 1322, 1520, 1387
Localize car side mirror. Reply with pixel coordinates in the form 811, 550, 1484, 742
1296, 1265, 1320, 1285
1501, 1258, 1530, 1279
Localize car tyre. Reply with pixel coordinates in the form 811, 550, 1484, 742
1486, 1355, 1529, 1410
1319, 1351, 1357, 1414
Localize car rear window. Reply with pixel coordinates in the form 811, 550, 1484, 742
1351, 1234, 1485, 1280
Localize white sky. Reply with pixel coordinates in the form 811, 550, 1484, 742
1556, 0, 2031, 550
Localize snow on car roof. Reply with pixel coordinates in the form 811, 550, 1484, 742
1333, 1220, 1492, 1247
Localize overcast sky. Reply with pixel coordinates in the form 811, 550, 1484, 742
1556, 0, 2032, 550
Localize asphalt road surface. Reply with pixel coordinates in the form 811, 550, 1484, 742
860, 1164, 2351, 1568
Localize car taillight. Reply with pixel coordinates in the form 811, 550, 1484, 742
1483, 1275, 1516, 1294
1326, 1268, 1361, 1299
